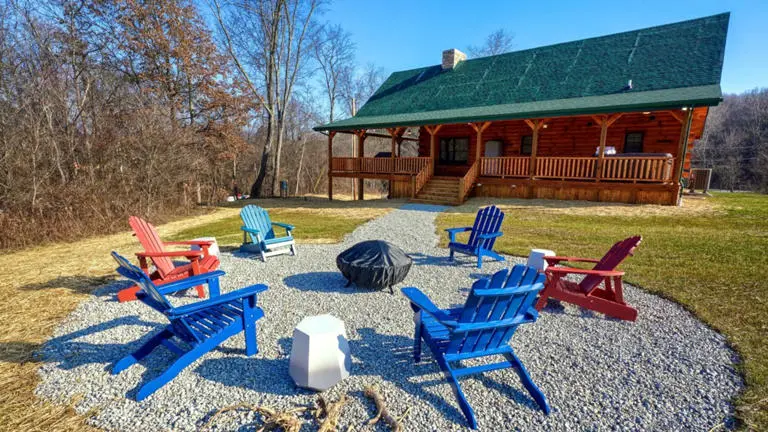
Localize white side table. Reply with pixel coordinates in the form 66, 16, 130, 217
289, 314, 351, 391
527, 248, 556, 273
191, 237, 220, 257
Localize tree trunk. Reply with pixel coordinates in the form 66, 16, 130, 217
251, 115, 275, 197
295, 135, 307, 195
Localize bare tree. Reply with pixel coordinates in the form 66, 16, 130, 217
312, 23, 354, 123
339, 62, 385, 117
210, 0, 321, 197
467, 28, 513, 58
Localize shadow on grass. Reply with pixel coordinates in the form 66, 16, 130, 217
20, 275, 119, 296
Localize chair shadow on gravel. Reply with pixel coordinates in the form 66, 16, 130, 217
283, 272, 356, 294
408, 252, 478, 268
349, 327, 543, 426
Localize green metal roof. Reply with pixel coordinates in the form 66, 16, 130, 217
315, 13, 729, 132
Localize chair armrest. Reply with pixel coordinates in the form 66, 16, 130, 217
401, 287, 458, 327
546, 267, 624, 277
272, 222, 294, 231
477, 232, 503, 240
544, 256, 600, 264
445, 227, 472, 243
155, 270, 227, 294
168, 284, 268, 318
136, 250, 203, 259
445, 227, 472, 234
165, 240, 213, 246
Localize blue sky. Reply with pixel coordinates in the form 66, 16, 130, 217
324, 0, 766, 94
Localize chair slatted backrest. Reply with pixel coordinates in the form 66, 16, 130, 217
466, 205, 505, 251
447, 265, 545, 355
129, 216, 174, 278
240, 205, 276, 243
111, 252, 202, 344
579, 235, 642, 293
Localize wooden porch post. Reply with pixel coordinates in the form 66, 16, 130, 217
424, 125, 443, 175
524, 119, 545, 178
356, 130, 366, 200
673, 108, 694, 184
327, 131, 336, 201
387, 127, 403, 198
469, 122, 491, 163
592, 114, 623, 181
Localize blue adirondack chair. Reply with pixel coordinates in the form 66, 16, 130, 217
110, 252, 267, 400
240, 205, 296, 261
446, 205, 505, 268
401, 264, 550, 429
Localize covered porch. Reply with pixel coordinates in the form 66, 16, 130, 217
325, 107, 704, 205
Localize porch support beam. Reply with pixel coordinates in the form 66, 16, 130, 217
386, 127, 404, 198
673, 108, 695, 187
469, 122, 492, 162
327, 131, 336, 201
524, 119, 547, 178
354, 130, 367, 200
333, 130, 419, 142
424, 125, 443, 175
594, 114, 623, 181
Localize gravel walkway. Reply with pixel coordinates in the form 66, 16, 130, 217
37, 204, 742, 431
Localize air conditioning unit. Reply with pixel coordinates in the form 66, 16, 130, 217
689, 168, 712, 193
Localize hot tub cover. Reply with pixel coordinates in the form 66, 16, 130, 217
336, 240, 412, 292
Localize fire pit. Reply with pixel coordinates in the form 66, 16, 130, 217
336, 240, 412, 294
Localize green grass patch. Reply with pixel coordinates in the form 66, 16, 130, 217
168, 209, 376, 247
436, 193, 768, 429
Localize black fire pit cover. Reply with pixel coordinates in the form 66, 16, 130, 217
336, 240, 412, 294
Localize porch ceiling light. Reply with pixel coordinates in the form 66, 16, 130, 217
643, 111, 651, 115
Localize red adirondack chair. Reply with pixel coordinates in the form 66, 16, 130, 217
534, 236, 641, 321
116, 216, 220, 302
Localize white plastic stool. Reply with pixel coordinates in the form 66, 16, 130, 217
289, 314, 351, 391
191, 237, 220, 257
527, 249, 556, 273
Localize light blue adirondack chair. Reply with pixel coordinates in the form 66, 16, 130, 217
402, 265, 550, 429
446, 205, 505, 268
240, 205, 296, 261
110, 252, 267, 400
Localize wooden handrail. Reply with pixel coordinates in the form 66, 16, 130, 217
412, 164, 432, 197
480, 157, 529, 178
331, 157, 430, 174
600, 156, 674, 183
458, 161, 479, 202
535, 157, 597, 180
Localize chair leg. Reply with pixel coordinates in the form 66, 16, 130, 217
449, 249, 455, 262
194, 285, 205, 298
112, 329, 173, 374
477, 255, 483, 269
436, 355, 477, 429
242, 296, 259, 357
413, 317, 423, 363
504, 352, 551, 414
290, 244, 296, 256
135, 332, 226, 401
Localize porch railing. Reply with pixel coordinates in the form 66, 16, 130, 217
480, 157, 528, 178
600, 156, 674, 183
331, 157, 431, 174
459, 161, 480, 202
479, 155, 674, 183
535, 157, 598, 180
411, 164, 432, 197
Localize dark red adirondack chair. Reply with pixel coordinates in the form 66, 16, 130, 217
116, 216, 220, 302
534, 236, 641, 321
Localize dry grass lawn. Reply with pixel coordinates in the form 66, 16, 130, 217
0, 198, 393, 432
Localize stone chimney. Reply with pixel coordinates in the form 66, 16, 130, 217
442, 48, 466, 70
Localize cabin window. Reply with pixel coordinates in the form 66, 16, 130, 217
439, 137, 469, 164
624, 132, 644, 153
484, 140, 503, 157
520, 135, 533, 156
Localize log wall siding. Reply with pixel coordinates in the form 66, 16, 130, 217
417, 108, 708, 178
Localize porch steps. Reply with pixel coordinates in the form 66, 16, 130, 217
411, 176, 466, 205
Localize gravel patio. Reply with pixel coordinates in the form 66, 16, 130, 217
36, 204, 742, 431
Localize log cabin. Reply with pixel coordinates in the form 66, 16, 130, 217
314, 13, 730, 205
